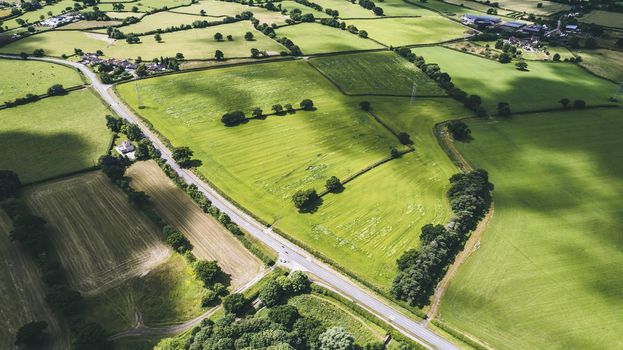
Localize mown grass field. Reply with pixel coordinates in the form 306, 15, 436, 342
442, 0, 513, 17
126, 160, 263, 289
86, 253, 205, 332
0, 89, 113, 183
440, 108, 623, 350
173, 0, 288, 23
413, 46, 618, 112
117, 11, 214, 34
0, 58, 83, 102
578, 10, 623, 29
373, 0, 435, 17
0, 212, 70, 350
579, 49, 623, 82
275, 23, 383, 54
288, 294, 387, 345
348, 17, 468, 46
117, 61, 461, 288
2, 21, 285, 59
309, 51, 445, 96
414, 0, 483, 17
24, 171, 171, 294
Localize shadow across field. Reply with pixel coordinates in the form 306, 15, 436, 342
0, 131, 101, 184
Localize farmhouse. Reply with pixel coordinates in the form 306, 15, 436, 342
461, 14, 502, 26
115, 140, 136, 160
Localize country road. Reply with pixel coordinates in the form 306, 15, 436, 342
0, 54, 460, 350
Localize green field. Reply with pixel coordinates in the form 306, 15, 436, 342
579, 49, 623, 82
0, 89, 113, 183
310, 0, 377, 18
173, 0, 287, 23
117, 60, 461, 288
2, 21, 286, 59
279, 0, 330, 19
275, 23, 383, 54
95, 0, 192, 13
118, 10, 215, 34
348, 17, 468, 46
0, 58, 83, 102
86, 253, 205, 332
440, 108, 623, 350
413, 46, 618, 112
414, 0, 485, 17
578, 10, 623, 29
373, 0, 436, 17
495, 0, 569, 15
309, 51, 446, 96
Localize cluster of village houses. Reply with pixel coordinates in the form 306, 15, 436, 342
80, 53, 169, 74
38, 12, 82, 27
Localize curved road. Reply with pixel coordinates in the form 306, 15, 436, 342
0, 54, 459, 350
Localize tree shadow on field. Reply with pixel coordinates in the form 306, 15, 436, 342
0, 131, 97, 183
297, 196, 323, 214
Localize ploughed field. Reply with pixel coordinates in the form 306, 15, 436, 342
116, 59, 461, 289
23, 171, 171, 294
0, 212, 70, 350
126, 160, 263, 289
440, 108, 623, 350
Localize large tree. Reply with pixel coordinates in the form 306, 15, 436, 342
172, 147, 194, 167
194, 260, 221, 287
319, 327, 354, 350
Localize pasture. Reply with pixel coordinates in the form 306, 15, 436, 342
0, 213, 70, 350
2, 21, 285, 59
347, 17, 468, 46
86, 253, 205, 332
373, 0, 436, 17
116, 61, 461, 288
172, 0, 287, 23
413, 46, 618, 112
275, 23, 383, 54
310, 0, 377, 18
279, 0, 330, 19
95, 0, 192, 13
23, 171, 171, 294
577, 9, 623, 29
309, 51, 446, 96
579, 49, 623, 82
0, 89, 113, 183
105, 11, 203, 34
0, 58, 83, 102
440, 108, 623, 350
126, 160, 264, 289
414, 0, 483, 17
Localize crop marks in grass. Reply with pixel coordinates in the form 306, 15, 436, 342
118, 59, 461, 288
309, 51, 446, 96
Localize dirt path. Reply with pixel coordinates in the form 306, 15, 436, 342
426, 204, 494, 321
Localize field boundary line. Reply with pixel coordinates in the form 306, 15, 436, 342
0, 84, 86, 110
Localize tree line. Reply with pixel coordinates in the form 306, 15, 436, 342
391, 170, 494, 307
3, 83, 67, 108
221, 99, 315, 126
157, 270, 396, 350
